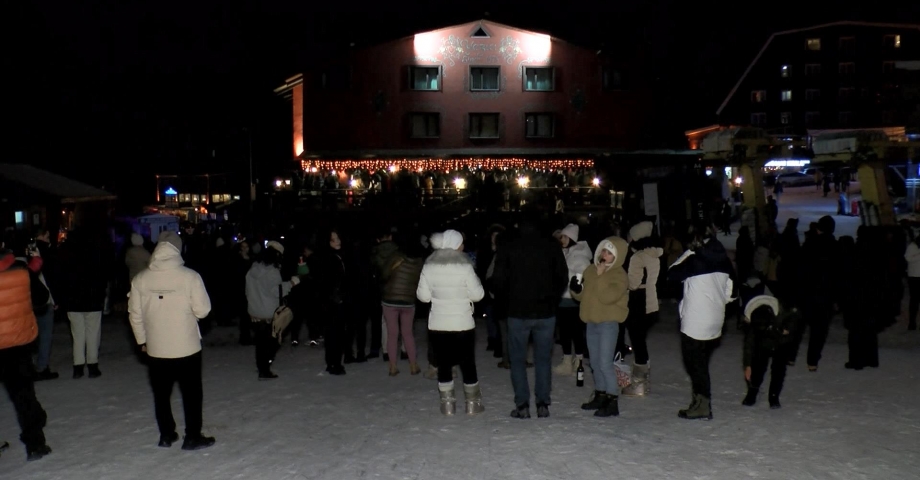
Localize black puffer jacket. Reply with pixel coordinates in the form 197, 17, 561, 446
380, 253, 423, 306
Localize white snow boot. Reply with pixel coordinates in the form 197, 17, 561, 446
463, 383, 485, 415
621, 362, 650, 397
438, 381, 456, 416
553, 355, 574, 375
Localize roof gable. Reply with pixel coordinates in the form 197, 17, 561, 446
0, 164, 116, 203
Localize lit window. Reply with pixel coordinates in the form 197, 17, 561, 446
409, 113, 440, 138
523, 67, 554, 91
750, 112, 767, 126
884, 34, 901, 49
470, 67, 500, 91
409, 66, 440, 91
469, 113, 500, 139
780, 112, 792, 124
806, 38, 821, 51
780, 65, 790, 78
751, 90, 766, 103
14, 211, 24, 225
781, 90, 792, 102
525, 113, 554, 138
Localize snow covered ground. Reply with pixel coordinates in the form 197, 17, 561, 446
2, 304, 918, 480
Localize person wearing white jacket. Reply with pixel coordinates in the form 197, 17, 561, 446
128, 231, 215, 451
552, 224, 592, 376
905, 237, 920, 331
417, 230, 486, 416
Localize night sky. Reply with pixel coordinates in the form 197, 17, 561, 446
8, 2, 917, 209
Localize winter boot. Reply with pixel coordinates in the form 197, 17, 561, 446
424, 364, 438, 380
463, 383, 485, 415
536, 403, 550, 418
72, 365, 84, 379
510, 404, 531, 419
87, 364, 102, 378
581, 390, 607, 410
768, 394, 781, 409
438, 382, 456, 416
742, 388, 758, 406
622, 362, 650, 396
594, 394, 619, 417
678, 394, 713, 420
553, 355, 574, 376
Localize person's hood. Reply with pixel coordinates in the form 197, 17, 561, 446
148, 241, 184, 271
130, 233, 144, 247
372, 240, 399, 260
637, 246, 664, 259
429, 233, 444, 250
425, 248, 473, 266
696, 237, 734, 275
744, 295, 780, 322
628, 221, 654, 243
157, 230, 182, 253
440, 230, 463, 250
560, 223, 579, 243
593, 236, 628, 268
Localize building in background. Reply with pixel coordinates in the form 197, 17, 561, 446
149, 173, 241, 222
0, 163, 116, 236
717, 21, 920, 134
275, 19, 650, 172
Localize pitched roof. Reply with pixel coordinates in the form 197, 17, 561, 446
0, 163, 116, 203
716, 21, 920, 116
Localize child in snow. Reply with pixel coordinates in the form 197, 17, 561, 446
741, 279, 800, 409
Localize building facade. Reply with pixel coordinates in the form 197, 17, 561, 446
276, 20, 649, 163
717, 22, 920, 133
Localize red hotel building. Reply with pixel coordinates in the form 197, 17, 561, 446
276, 19, 650, 171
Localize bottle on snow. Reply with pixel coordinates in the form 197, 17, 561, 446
576, 360, 585, 387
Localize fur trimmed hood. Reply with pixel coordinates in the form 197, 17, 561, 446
425, 248, 473, 267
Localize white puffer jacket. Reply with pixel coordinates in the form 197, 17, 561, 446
561, 242, 592, 299
128, 242, 211, 359
417, 249, 485, 331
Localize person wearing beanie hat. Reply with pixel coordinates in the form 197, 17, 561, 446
553, 224, 592, 377
126, 233, 152, 282
417, 229, 486, 416
0, 248, 53, 460
788, 214, 839, 372
128, 232, 216, 450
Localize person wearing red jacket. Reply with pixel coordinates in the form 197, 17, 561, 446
0, 248, 52, 461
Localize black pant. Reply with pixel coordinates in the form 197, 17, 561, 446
253, 321, 279, 374
749, 338, 788, 397
344, 305, 367, 358
324, 304, 346, 367
427, 326, 438, 366
0, 345, 47, 450
369, 301, 382, 354
616, 312, 655, 364
148, 352, 203, 437
846, 312, 879, 368
239, 304, 252, 342
680, 333, 718, 399
429, 330, 478, 384
790, 304, 832, 367
909, 277, 920, 328
557, 306, 586, 356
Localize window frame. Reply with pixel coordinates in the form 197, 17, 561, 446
524, 112, 555, 138
469, 66, 501, 92
751, 90, 766, 103
750, 112, 767, 126
838, 62, 856, 75
780, 65, 791, 78
408, 65, 443, 92
408, 112, 441, 138
780, 90, 792, 102
468, 113, 501, 139
805, 63, 822, 77
780, 112, 792, 125
806, 38, 822, 51
523, 66, 556, 92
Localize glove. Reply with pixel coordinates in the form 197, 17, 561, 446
569, 276, 583, 294
290, 276, 301, 286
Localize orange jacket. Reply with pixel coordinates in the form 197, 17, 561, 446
0, 259, 38, 350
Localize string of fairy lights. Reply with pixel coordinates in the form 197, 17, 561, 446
299, 158, 595, 173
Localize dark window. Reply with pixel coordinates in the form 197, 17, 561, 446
470, 67, 500, 91
524, 67, 555, 91
469, 113, 500, 139
409, 113, 440, 138
838, 88, 855, 101
838, 111, 852, 125
882, 61, 896, 74
603, 67, 625, 90
838, 62, 856, 75
838, 37, 855, 54
750, 113, 767, 126
805, 112, 820, 127
805, 89, 821, 101
780, 112, 792, 124
525, 113, 555, 138
881, 110, 897, 124
805, 64, 821, 77
409, 66, 441, 91
471, 26, 490, 38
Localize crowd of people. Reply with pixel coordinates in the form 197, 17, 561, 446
0, 205, 917, 461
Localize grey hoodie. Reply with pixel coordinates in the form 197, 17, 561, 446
245, 262, 292, 319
